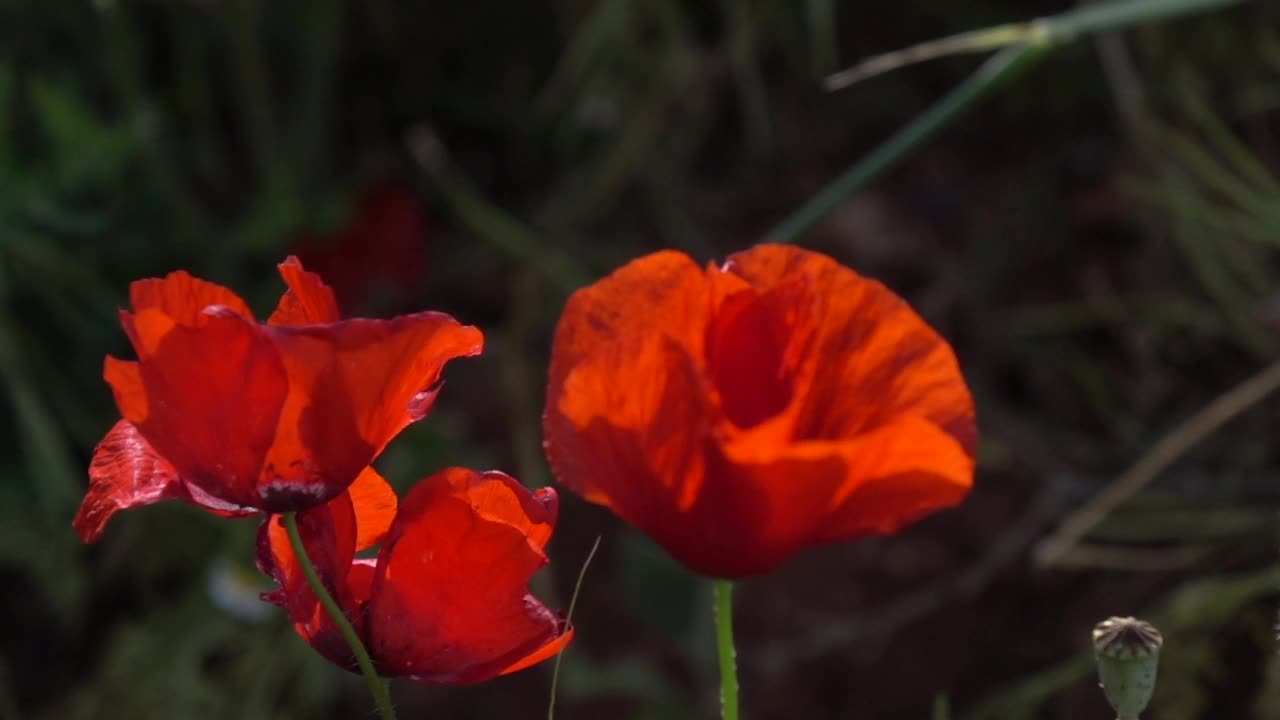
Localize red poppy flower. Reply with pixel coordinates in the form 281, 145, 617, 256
73, 257, 483, 542
543, 244, 977, 578
257, 466, 573, 684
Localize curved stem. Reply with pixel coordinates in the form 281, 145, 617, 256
283, 512, 397, 720
714, 579, 740, 720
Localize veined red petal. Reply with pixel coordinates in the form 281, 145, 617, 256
73, 421, 188, 542
73, 421, 257, 543
123, 308, 289, 509
269, 256, 342, 326
366, 468, 570, 684
129, 270, 254, 325
447, 471, 558, 553
547, 332, 713, 517
546, 250, 709, 395
543, 252, 721, 531
700, 416, 972, 575
256, 313, 482, 509
725, 244, 976, 453
805, 418, 973, 540
705, 272, 815, 430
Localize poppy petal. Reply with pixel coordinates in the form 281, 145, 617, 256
492, 624, 576, 677
546, 331, 713, 518
73, 421, 188, 542
269, 256, 342, 326
366, 468, 570, 684
724, 244, 976, 453
708, 416, 973, 575
455, 476, 558, 553
546, 250, 708, 394
103, 356, 148, 425
258, 313, 482, 509
72, 420, 257, 543
704, 272, 816, 430
348, 466, 397, 551
120, 307, 290, 509
808, 419, 972, 540
129, 270, 254, 325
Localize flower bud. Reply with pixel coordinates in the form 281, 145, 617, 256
1092, 616, 1162, 720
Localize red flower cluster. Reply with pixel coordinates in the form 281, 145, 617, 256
544, 244, 977, 577
75, 242, 978, 693
74, 257, 571, 683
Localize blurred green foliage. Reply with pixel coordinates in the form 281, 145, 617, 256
0, 0, 1278, 718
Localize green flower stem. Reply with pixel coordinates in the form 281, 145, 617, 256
714, 579, 740, 720
283, 512, 397, 720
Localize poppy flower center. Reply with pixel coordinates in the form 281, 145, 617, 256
705, 284, 810, 430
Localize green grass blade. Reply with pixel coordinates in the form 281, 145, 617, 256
548, 535, 603, 720
767, 43, 1050, 245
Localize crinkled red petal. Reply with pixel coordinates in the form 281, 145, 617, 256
73, 420, 189, 542
74, 419, 257, 543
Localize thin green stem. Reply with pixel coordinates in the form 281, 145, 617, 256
714, 579, 740, 720
282, 513, 397, 720
548, 535, 602, 720
767, 43, 1049, 245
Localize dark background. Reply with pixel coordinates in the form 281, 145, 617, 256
1, 1, 1278, 718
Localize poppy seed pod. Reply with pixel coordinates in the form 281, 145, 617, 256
1092, 616, 1163, 720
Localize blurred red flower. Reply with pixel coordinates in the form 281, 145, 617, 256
257, 466, 573, 684
73, 257, 483, 541
543, 244, 977, 578
293, 182, 430, 313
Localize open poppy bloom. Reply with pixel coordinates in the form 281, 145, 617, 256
257, 466, 573, 684
543, 244, 977, 577
73, 257, 483, 542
